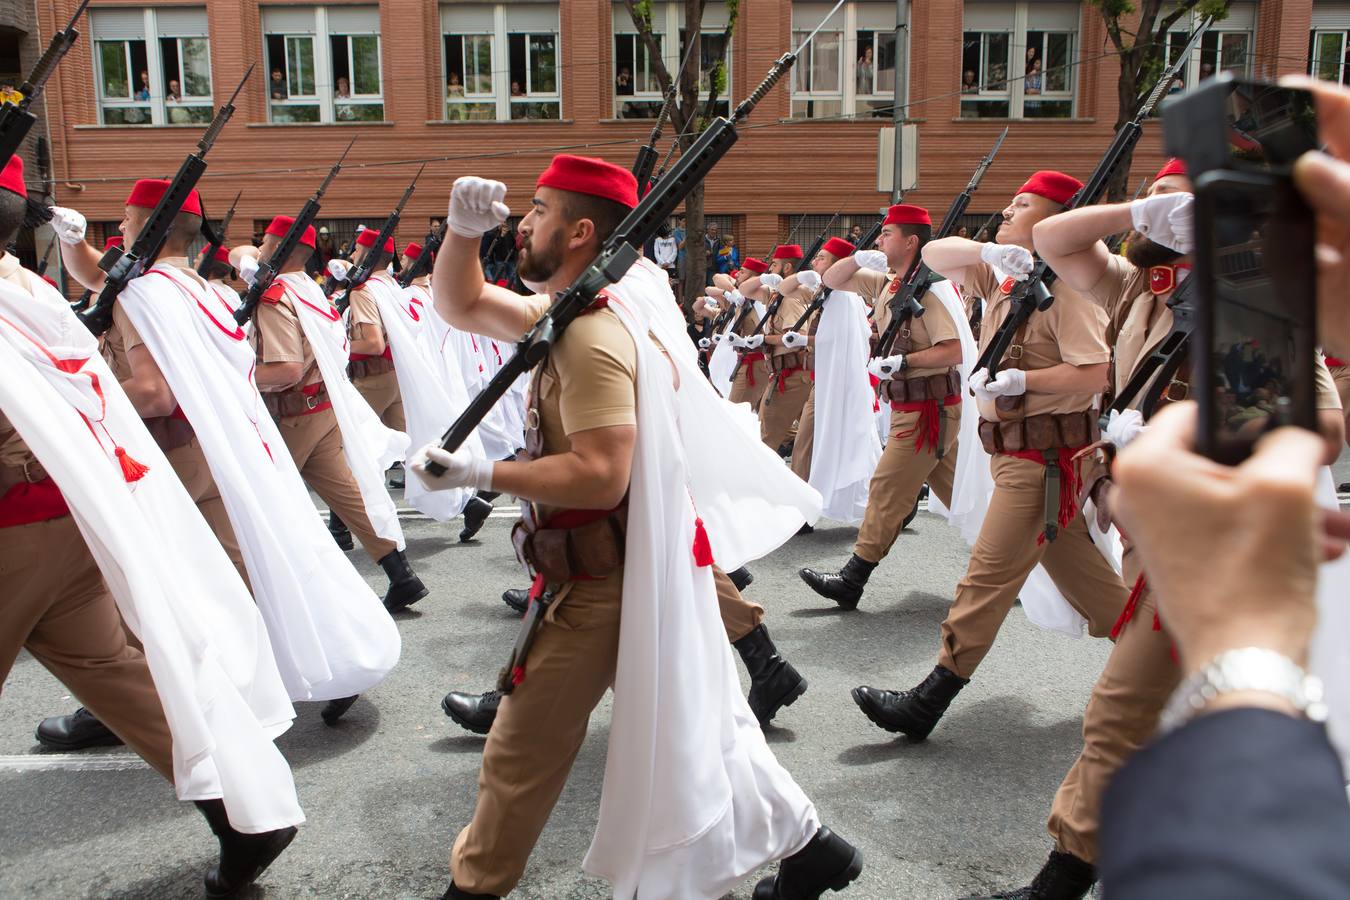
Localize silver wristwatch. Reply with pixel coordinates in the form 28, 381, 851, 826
1159, 647, 1327, 734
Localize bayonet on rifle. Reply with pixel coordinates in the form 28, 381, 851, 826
197, 189, 242, 277
333, 163, 424, 314
80, 66, 252, 335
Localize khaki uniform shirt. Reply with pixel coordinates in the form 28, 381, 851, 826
765, 280, 812, 361
346, 272, 392, 345
100, 256, 199, 382
252, 279, 323, 392
854, 268, 961, 379
964, 260, 1111, 421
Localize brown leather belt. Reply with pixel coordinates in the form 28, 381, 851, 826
0, 458, 50, 493
978, 410, 1100, 454
512, 504, 629, 584
770, 350, 808, 374
348, 357, 395, 379
879, 369, 961, 404
143, 415, 196, 452
264, 385, 332, 418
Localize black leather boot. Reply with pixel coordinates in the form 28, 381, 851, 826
35, 707, 123, 750
797, 522, 815, 536
727, 566, 754, 592
752, 826, 864, 900
441, 689, 501, 735
798, 554, 877, 611
320, 695, 358, 725
852, 665, 968, 740
441, 882, 499, 899
458, 493, 496, 542
379, 549, 428, 612
386, 462, 405, 489
328, 512, 354, 551
194, 797, 297, 898
501, 588, 529, 614
964, 849, 1096, 899
734, 625, 808, 726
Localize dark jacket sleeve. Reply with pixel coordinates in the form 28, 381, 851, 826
1100, 707, 1350, 899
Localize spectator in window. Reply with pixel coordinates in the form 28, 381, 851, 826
1025, 59, 1043, 95
336, 76, 351, 99
166, 79, 182, 103
1200, 61, 1216, 81
962, 69, 979, 93
616, 66, 635, 96
717, 235, 739, 275
510, 80, 524, 97
269, 68, 287, 100
1168, 73, 1186, 95
312, 226, 336, 273
135, 70, 151, 101
856, 45, 874, 95
446, 72, 468, 121
990, 63, 1007, 90
849, 223, 865, 245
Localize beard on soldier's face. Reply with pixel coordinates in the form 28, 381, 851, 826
1124, 231, 1183, 269
516, 229, 565, 283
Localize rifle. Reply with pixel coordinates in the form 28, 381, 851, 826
426, 0, 848, 472
781, 209, 852, 333
631, 37, 699, 194
69, 287, 91, 313
81, 66, 252, 336
974, 20, 1210, 376
34, 238, 54, 276
333, 163, 423, 314
235, 138, 354, 325
725, 212, 824, 380
196, 189, 241, 277
397, 228, 443, 289
1104, 275, 1196, 422
0, 0, 90, 168
872, 126, 1009, 359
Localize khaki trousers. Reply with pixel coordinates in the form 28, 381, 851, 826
727, 357, 768, 410
854, 404, 961, 563
452, 565, 756, 894
1046, 547, 1178, 863
760, 369, 813, 451
937, 454, 1128, 679
716, 565, 764, 641
0, 515, 175, 780
353, 368, 405, 433
789, 385, 816, 481
1332, 365, 1350, 443
167, 438, 246, 585
277, 406, 397, 563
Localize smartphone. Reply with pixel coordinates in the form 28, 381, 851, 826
1164, 76, 1319, 465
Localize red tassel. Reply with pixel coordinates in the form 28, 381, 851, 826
115, 447, 150, 483
691, 516, 715, 567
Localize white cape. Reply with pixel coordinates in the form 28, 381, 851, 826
808, 290, 881, 523
0, 273, 302, 833
360, 273, 480, 521
708, 301, 766, 399
280, 273, 407, 549
580, 259, 821, 897
118, 265, 400, 701
1309, 469, 1349, 768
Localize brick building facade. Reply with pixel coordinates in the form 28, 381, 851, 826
29, 0, 1348, 292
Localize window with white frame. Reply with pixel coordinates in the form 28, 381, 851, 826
1164, 3, 1257, 96
960, 1, 1078, 119
263, 7, 383, 124
611, 3, 731, 120
791, 3, 903, 120
91, 8, 213, 126
1308, 4, 1350, 85
441, 4, 561, 121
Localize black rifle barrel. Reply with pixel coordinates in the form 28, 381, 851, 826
333, 162, 423, 313
397, 228, 444, 289
196, 188, 242, 277
0, 0, 92, 167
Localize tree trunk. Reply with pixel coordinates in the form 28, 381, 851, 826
1106, 61, 1141, 202
683, 181, 707, 312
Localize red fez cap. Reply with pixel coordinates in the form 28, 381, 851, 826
265, 215, 317, 248
1155, 158, 1188, 181
356, 228, 395, 254
773, 244, 804, 260
821, 237, 856, 258
883, 204, 931, 227
1016, 171, 1083, 206
0, 156, 24, 198
213, 246, 231, 264
741, 257, 768, 274
125, 179, 203, 217
104, 236, 123, 250
403, 242, 423, 259
536, 154, 639, 208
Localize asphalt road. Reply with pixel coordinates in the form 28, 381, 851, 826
0, 492, 1132, 900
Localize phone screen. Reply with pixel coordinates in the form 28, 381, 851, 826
1196, 83, 1319, 464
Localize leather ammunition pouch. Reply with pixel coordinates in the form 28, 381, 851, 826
143, 414, 195, 452
264, 384, 331, 419
879, 369, 961, 404
512, 503, 628, 584
978, 410, 1100, 455
348, 356, 395, 380
770, 350, 808, 374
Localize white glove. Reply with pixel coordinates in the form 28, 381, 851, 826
742, 334, 765, 350
711, 332, 725, 345
797, 269, 822, 291
728, 334, 747, 350
1130, 192, 1194, 254
980, 243, 1035, 280
327, 258, 353, 281
1103, 408, 1145, 448
726, 288, 745, 307
782, 331, 807, 349
410, 443, 494, 491
447, 176, 511, 238
854, 249, 888, 272
759, 273, 783, 291
700, 297, 720, 314
237, 254, 260, 286
968, 368, 993, 400
982, 368, 1027, 397
697, 337, 712, 350
867, 353, 906, 379
49, 206, 87, 245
